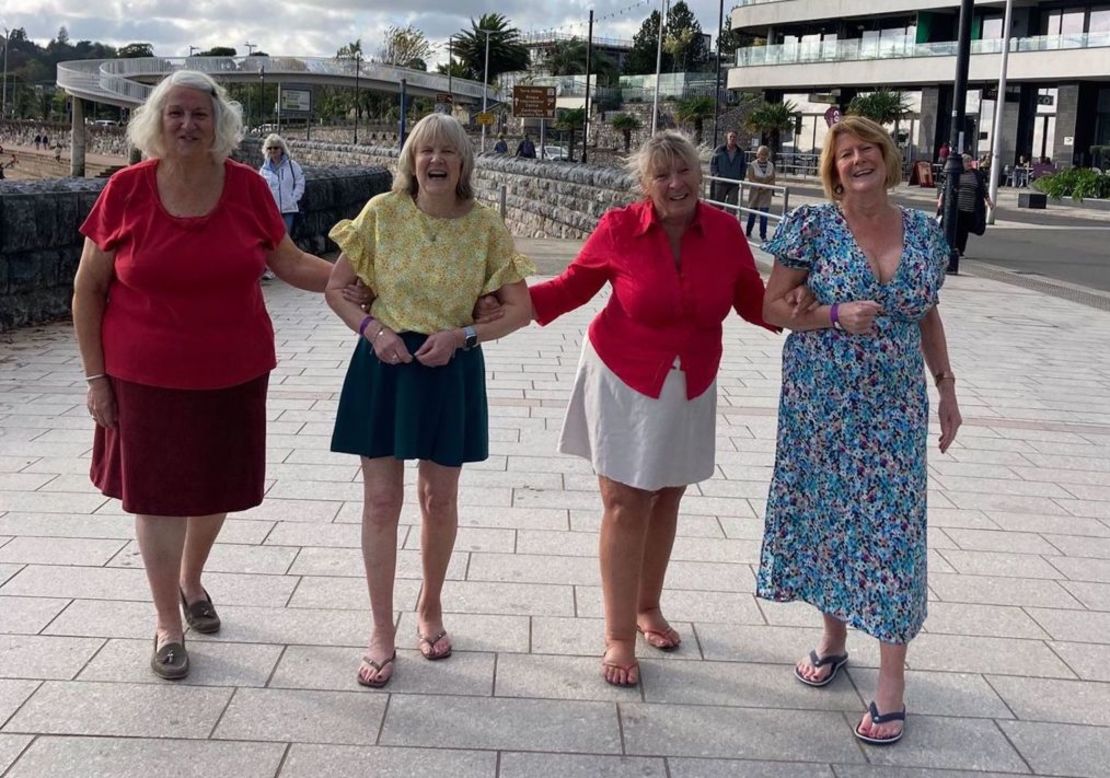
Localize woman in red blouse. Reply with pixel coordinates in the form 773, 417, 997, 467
529, 131, 803, 686
73, 71, 342, 680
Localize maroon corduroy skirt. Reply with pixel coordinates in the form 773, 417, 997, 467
91, 374, 269, 516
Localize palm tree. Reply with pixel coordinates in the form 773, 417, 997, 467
557, 108, 587, 161
846, 89, 911, 126
545, 38, 618, 86
453, 13, 529, 83
610, 114, 643, 152
746, 100, 799, 156
674, 95, 716, 144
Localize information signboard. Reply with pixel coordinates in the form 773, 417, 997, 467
279, 84, 312, 116
512, 86, 557, 119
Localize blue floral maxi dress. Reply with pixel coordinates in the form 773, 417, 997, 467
756, 203, 951, 644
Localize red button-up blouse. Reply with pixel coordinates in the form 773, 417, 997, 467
529, 199, 778, 400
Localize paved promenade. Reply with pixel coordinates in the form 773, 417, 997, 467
1, 238, 1110, 777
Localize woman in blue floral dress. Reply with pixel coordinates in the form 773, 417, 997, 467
757, 117, 963, 746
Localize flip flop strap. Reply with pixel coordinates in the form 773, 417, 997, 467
809, 650, 845, 668
868, 700, 906, 723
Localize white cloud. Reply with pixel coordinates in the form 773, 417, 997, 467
3, 0, 730, 60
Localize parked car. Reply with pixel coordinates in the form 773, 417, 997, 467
541, 144, 569, 161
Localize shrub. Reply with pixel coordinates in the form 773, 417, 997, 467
1033, 167, 1110, 202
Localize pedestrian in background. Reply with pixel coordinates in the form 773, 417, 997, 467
515, 133, 536, 159
493, 133, 509, 154
258, 133, 305, 235
758, 115, 962, 745
745, 145, 776, 241
938, 153, 992, 257
710, 130, 746, 208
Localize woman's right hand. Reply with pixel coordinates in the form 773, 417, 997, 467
86, 378, 118, 429
837, 300, 883, 335
369, 325, 413, 365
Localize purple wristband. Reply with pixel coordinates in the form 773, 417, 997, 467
358, 315, 374, 337
829, 303, 842, 330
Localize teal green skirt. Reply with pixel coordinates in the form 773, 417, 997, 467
331, 332, 489, 467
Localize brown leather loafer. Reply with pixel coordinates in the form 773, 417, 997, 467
150, 636, 189, 680
180, 588, 221, 634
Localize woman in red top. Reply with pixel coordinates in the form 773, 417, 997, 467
73, 71, 341, 680
529, 131, 804, 686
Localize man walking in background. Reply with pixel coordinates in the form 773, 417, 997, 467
710, 130, 746, 209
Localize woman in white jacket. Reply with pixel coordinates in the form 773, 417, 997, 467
258, 134, 305, 234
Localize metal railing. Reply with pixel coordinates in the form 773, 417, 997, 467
735, 30, 1110, 67
703, 174, 790, 227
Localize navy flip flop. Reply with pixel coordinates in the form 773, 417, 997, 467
793, 649, 849, 687
854, 700, 906, 745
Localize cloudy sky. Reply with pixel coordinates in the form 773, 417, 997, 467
3, 0, 733, 61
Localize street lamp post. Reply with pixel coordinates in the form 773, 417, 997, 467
480, 29, 492, 153
651, 0, 668, 134
712, 0, 725, 148
2, 27, 10, 122
353, 51, 361, 145
986, 0, 1014, 225
942, 0, 975, 275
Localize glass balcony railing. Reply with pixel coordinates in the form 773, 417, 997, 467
735, 30, 1110, 66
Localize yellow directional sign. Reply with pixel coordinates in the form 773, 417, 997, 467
475, 112, 496, 126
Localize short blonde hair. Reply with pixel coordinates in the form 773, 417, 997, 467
818, 116, 902, 201
756, 145, 771, 158
625, 130, 701, 192
126, 70, 243, 160
263, 133, 291, 158
394, 113, 475, 201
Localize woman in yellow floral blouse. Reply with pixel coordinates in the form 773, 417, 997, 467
325, 113, 535, 688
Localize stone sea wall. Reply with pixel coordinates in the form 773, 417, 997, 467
0, 165, 391, 331
240, 137, 641, 240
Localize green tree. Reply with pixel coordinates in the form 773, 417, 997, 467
746, 99, 799, 155
117, 42, 154, 58
453, 13, 529, 83
544, 37, 617, 86
666, 2, 709, 72
610, 113, 642, 152
435, 60, 469, 79
198, 46, 237, 56
378, 25, 432, 69
557, 107, 586, 161
625, 11, 668, 75
675, 95, 715, 144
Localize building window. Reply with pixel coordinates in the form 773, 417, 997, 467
980, 16, 1004, 40
1090, 9, 1110, 33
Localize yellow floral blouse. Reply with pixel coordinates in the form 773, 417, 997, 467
329, 191, 535, 334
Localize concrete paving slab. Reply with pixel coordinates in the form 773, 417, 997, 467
0, 635, 104, 680
4, 680, 231, 738
986, 675, 1110, 726
77, 638, 283, 687
621, 702, 864, 762
501, 752, 666, 777
213, 687, 386, 745
999, 720, 1110, 777
0, 734, 31, 775
269, 645, 495, 696
279, 743, 496, 778
0, 680, 39, 726
380, 694, 621, 753
0, 596, 69, 634
4, 736, 284, 778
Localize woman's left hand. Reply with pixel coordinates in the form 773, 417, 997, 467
937, 391, 962, 454
414, 330, 462, 367
473, 294, 504, 324
340, 279, 373, 309
783, 285, 819, 318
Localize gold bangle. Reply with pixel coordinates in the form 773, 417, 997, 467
934, 370, 956, 386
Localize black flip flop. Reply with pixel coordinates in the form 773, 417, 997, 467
855, 700, 906, 745
793, 649, 849, 687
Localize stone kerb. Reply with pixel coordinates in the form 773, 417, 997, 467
0, 165, 391, 331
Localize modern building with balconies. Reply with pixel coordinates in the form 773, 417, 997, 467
725, 0, 1110, 167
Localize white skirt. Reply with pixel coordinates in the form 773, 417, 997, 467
558, 337, 717, 491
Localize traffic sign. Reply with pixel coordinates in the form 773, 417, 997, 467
512, 85, 557, 119
475, 112, 496, 126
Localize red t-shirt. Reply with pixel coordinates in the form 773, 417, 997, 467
529, 200, 778, 400
80, 158, 286, 389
